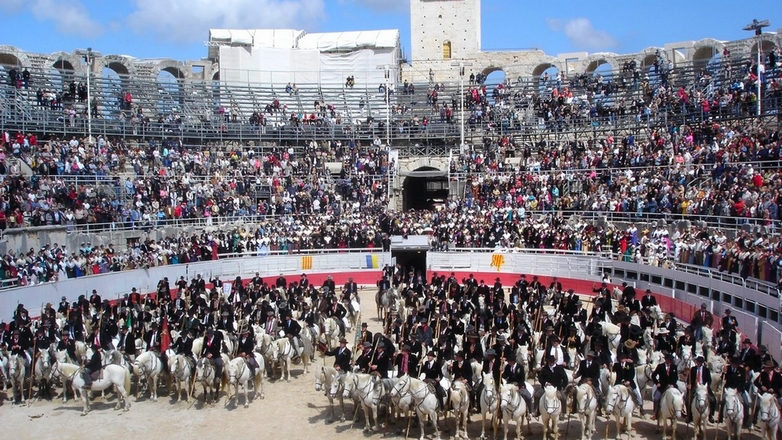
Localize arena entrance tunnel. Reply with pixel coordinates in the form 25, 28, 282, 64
402, 167, 449, 211
390, 235, 430, 282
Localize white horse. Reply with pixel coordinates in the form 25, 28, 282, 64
298, 320, 315, 374
569, 382, 598, 440
34, 346, 55, 400
7, 353, 27, 404
678, 345, 693, 374
194, 355, 229, 404
478, 372, 499, 440
225, 354, 265, 407
320, 317, 341, 351
351, 372, 384, 432
392, 374, 441, 440
344, 298, 361, 333
723, 388, 744, 440
50, 361, 130, 415
256, 332, 277, 377
649, 305, 666, 323
168, 354, 194, 403
690, 384, 710, 438
757, 392, 780, 440
516, 345, 531, 374
657, 387, 683, 440
539, 384, 562, 440
606, 384, 635, 440
315, 366, 344, 422
449, 379, 471, 440
274, 337, 293, 381
376, 287, 398, 321
0, 350, 9, 391
636, 363, 656, 399
500, 383, 530, 440
386, 375, 413, 428
600, 321, 622, 354
600, 365, 616, 399
132, 351, 165, 401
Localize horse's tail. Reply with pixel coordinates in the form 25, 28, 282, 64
124, 368, 131, 395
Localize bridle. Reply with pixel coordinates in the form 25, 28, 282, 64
355, 374, 380, 406
543, 389, 561, 415
660, 389, 681, 419
481, 380, 498, 411
693, 388, 709, 416
576, 385, 596, 413
229, 358, 247, 383
501, 386, 522, 415
759, 395, 780, 422
724, 391, 742, 422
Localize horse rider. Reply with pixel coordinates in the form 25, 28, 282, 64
57, 332, 79, 363
262, 310, 278, 336
718, 356, 751, 428
343, 277, 359, 303
369, 341, 391, 378
613, 351, 644, 415
172, 328, 195, 362
324, 337, 352, 373
357, 322, 373, 348
395, 344, 419, 378
236, 326, 258, 377
504, 356, 533, 414
117, 324, 137, 362
752, 360, 782, 425
280, 310, 303, 361
687, 355, 716, 423
651, 353, 678, 420
82, 343, 103, 389
573, 350, 603, 413
690, 303, 713, 343
201, 328, 224, 392
144, 321, 168, 370
300, 303, 317, 340
8, 329, 32, 368
354, 341, 373, 373
326, 296, 347, 338
531, 355, 568, 418
421, 350, 447, 410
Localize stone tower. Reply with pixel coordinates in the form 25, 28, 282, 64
409, 0, 481, 63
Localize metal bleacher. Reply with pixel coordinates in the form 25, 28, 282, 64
0, 54, 778, 150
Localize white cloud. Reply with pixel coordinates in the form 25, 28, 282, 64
126, 0, 327, 43
547, 17, 617, 51
0, 0, 103, 38
339, 0, 409, 12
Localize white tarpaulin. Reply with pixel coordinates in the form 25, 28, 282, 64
214, 28, 400, 87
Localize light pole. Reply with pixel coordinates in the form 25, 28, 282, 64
451, 61, 472, 153
83, 48, 94, 146
743, 19, 770, 116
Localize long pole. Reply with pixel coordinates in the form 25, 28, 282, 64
757, 37, 762, 117
385, 68, 390, 147
459, 68, 465, 153
86, 49, 93, 150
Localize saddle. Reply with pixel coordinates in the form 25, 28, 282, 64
424, 379, 446, 410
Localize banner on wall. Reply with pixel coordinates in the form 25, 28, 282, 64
490, 253, 505, 272
366, 254, 379, 269
302, 256, 313, 270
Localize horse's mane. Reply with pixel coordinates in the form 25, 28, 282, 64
543, 385, 557, 398
58, 362, 80, 375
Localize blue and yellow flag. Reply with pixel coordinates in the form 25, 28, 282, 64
366, 254, 379, 269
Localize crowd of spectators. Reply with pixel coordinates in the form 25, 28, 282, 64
1, 50, 781, 290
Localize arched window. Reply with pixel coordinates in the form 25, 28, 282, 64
443, 41, 452, 59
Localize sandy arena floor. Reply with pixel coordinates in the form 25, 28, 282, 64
1, 291, 768, 440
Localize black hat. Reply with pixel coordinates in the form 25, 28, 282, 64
402, 344, 411, 351
361, 322, 368, 328
759, 345, 768, 352
546, 355, 555, 362
567, 289, 574, 294
241, 327, 250, 333
730, 357, 741, 364
339, 338, 348, 344
497, 334, 506, 342
426, 351, 435, 357
645, 289, 652, 294
586, 350, 596, 357
61, 296, 67, 300
206, 328, 214, 335
455, 351, 464, 358
377, 341, 386, 349
695, 355, 705, 362
485, 349, 496, 356
150, 322, 158, 328
743, 338, 752, 344
221, 311, 229, 316
664, 353, 674, 361
121, 325, 129, 330
362, 342, 372, 349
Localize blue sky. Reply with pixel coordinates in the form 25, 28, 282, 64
1, 0, 780, 61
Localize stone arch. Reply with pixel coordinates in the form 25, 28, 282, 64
212, 70, 220, 81
155, 59, 187, 80
532, 62, 558, 78
52, 58, 76, 72
401, 165, 449, 211
748, 37, 778, 56
584, 56, 618, 76
691, 39, 724, 69
104, 60, 131, 78
0, 51, 28, 69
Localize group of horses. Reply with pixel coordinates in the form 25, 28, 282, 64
335, 287, 782, 440
0, 297, 362, 416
